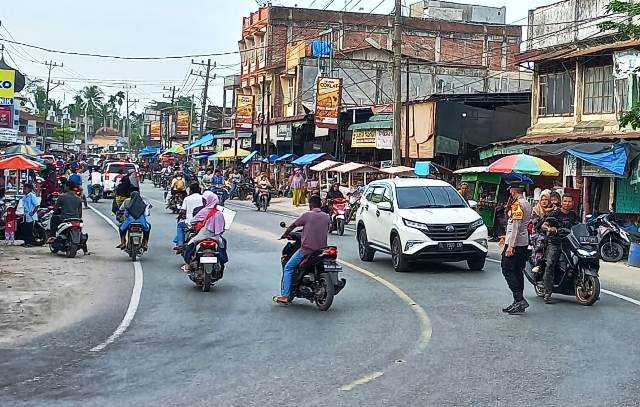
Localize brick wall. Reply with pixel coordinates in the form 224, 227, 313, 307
401, 35, 436, 61
440, 38, 483, 66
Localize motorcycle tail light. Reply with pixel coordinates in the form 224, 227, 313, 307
323, 247, 338, 257
201, 240, 217, 249
70, 221, 82, 228
130, 225, 143, 233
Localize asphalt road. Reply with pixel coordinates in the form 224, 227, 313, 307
2, 182, 640, 406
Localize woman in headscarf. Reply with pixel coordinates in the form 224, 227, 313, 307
181, 193, 227, 273
117, 191, 151, 250
113, 173, 133, 215
533, 189, 551, 219
530, 189, 551, 275
289, 168, 306, 207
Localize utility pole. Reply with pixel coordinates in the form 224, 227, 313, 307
124, 84, 137, 153
162, 85, 178, 149
392, 0, 403, 166
192, 59, 216, 140
42, 61, 63, 153
405, 59, 411, 167
187, 93, 195, 160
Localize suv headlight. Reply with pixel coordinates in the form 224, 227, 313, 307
469, 218, 484, 230
403, 219, 429, 231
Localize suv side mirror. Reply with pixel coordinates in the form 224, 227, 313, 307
377, 202, 393, 212
467, 200, 478, 209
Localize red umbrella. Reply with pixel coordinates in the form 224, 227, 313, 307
0, 155, 42, 170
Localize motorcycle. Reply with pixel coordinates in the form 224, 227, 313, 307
49, 218, 88, 258
256, 187, 270, 212
187, 238, 225, 292
126, 223, 145, 261
589, 213, 640, 262
211, 184, 230, 206
233, 181, 253, 201
89, 184, 102, 203
524, 223, 600, 306
165, 190, 187, 213
32, 207, 53, 246
279, 221, 346, 310
346, 191, 362, 224
328, 198, 348, 236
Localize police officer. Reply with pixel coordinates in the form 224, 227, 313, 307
501, 181, 532, 314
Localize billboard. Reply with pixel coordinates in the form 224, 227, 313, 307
150, 121, 161, 141
0, 106, 12, 128
235, 95, 254, 130
176, 111, 190, 136
0, 70, 16, 99
315, 77, 341, 129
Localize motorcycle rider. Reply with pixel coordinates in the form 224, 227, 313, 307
49, 180, 89, 255
212, 168, 225, 187
117, 191, 151, 250
68, 167, 88, 209
230, 169, 242, 199
274, 195, 329, 305
324, 182, 344, 213
180, 193, 227, 273
252, 172, 268, 204
89, 166, 103, 198
202, 168, 213, 189
541, 194, 579, 304
166, 171, 187, 206
500, 182, 532, 314
173, 183, 205, 252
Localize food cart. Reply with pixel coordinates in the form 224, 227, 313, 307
453, 166, 503, 230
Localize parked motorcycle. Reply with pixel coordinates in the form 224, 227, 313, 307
187, 238, 225, 292
328, 198, 348, 236
524, 223, 600, 306
280, 222, 346, 310
32, 207, 53, 246
89, 184, 102, 203
256, 187, 270, 211
346, 191, 362, 224
49, 218, 88, 258
589, 213, 640, 262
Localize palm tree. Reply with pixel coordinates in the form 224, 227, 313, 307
80, 85, 104, 134
114, 91, 125, 131
97, 102, 111, 129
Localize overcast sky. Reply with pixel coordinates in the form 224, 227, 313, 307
2, 0, 556, 111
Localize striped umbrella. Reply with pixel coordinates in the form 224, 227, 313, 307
488, 154, 559, 176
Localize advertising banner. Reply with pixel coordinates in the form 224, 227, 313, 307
27, 120, 37, 135
176, 111, 190, 136
0, 106, 12, 128
0, 128, 18, 143
315, 77, 341, 129
150, 121, 161, 141
0, 70, 16, 99
375, 129, 393, 150
351, 129, 377, 148
236, 95, 254, 130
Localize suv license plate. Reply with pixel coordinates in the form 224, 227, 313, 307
200, 257, 218, 264
438, 242, 463, 251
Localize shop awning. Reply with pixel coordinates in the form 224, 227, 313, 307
348, 114, 393, 131
380, 166, 415, 175
211, 147, 251, 160
275, 153, 298, 162
292, 153, 330, 165
241, 150, 261, 164
453, 166, 489, 175
185, 133, 215, 150
310, 160, 341, 172
331, 162, 379, 174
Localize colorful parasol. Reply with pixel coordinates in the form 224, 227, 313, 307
488, 154, 559, 177
0, 155, 43, 170
2, 144, 42, 156
159, 145, 185, 156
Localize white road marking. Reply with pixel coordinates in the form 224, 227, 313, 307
87, 205, 144, 352
339, 371, 384, 392
488, 256, 640, 307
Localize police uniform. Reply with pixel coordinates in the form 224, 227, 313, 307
501, 183, 532, 311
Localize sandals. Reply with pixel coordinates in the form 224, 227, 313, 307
116, 243, 125, 249
180, 264, 190, 273
272, 295, 290, 305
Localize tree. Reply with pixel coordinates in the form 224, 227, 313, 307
66, 95, 85, 131
53, 125, 80, 144
127, 111, 145, 151
23, 78, 46, 116
599, 1, 640, 128
80, 85, 104, 133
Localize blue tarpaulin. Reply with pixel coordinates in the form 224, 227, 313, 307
185, 133, 215, 150
568, 142, 628, 176
414, 162, 431, 176
312, 40, 332, 57
275, 153, 298, 162
241, 150, 260, 164
292, 153, 329, 165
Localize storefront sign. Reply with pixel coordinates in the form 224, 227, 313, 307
376, 129, 392, 150
480, 144, 527, 160
27, 120, 37, 135
150, 121, 161, 141
235, 95, 255, 130
0, 70, 16, 99
0, 97, 13, 106
315, 77, 341, 129
0, 106, 12, 128
351, 129, 376, 148
176, 111, 190, 136
0, 128, 18, 143
436, 136, 459, 155
277, 124, 292, 142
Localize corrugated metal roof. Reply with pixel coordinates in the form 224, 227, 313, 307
516, 39, 640, 64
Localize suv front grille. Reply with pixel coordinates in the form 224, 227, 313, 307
424, 223, 472, 241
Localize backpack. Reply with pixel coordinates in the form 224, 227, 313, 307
174, 178, 185, 190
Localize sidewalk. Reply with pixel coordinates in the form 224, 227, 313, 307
227, 197, 307, 218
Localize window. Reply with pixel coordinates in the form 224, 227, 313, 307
287, 78, 294, 107
367, 186, 386, 204
395, 186, 467, 209
584, 65, 615, 114
538, 71, 575, 117
617, 77, 629, 113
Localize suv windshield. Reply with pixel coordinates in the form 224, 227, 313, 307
107, 163, 136, 174
396, 186, 467, 209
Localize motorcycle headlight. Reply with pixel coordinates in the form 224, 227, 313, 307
470, 218, 484, 230
403, 219, 429, 231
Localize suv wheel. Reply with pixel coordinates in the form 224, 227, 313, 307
391, 235, 410, 272
358, 227, 375, 262
467, 255, 486, 271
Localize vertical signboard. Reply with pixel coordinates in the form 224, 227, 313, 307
176, 111, 190, 136
0, 70, 16, 99
150, 121, 161, 141
235, 95, 255, 130
315, 77, 341, 129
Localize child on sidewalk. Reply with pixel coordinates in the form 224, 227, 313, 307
4, 205, 17, 245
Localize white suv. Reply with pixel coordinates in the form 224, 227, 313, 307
355, 179, 488, 272
102, 162, 138, 198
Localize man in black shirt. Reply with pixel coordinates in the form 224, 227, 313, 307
541, 194, 579, 303
49, 181, 89, 254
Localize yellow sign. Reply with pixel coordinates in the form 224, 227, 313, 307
176, 111, 190, 136
0, 70, 16, 99
315, 77, 341, 129
236, 95, 255, 130
351, 129, 377, 148
150, 121, 161, 140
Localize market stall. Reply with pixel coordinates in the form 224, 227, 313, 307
453, 166, 501, 229
310, 159, 341, 191
380, 166, 415, 178
331, 162, 379, 189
